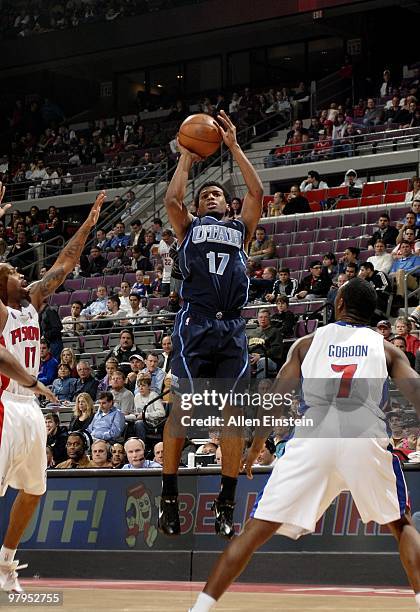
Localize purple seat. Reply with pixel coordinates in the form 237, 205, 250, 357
71, 290, 91, 304
59, 305, 71, 318
297, 217, 318, 232
316, 228, 339, 242
260, 221, 274, 234
275, 220, 296, 234
288, 244, 309, 257
50, 292, 70, 306
340, 226, 365, 239
359, 250, 370, 262
319, 214, 341, 230
366, 209, 383, 224
342, 211, 366, 227
289, 302, 308, 315
295, 319, 318, 338
260, 259, 278, 269
148, 297, 168, 312
390, 207, 404, 222
298, 230, 315, 243
84, 276, 104, 289
276, 245, 288, 259
64, 278, 84, 291
272, 233, 286, 246
359, 236, 370, 249
124, 272, 136, 284
104, 274, 123, 287
242, 307, 258, 319
281, 257, 301, 272
106, 252, 117, 261
335, 239, 359, 251
311, 242, 327, 256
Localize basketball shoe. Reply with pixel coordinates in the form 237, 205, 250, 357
158, 495, 180, 536
212, 498, 235, 539
0, 561, 28, 592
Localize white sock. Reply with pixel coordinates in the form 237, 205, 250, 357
191, 592, 216, 611
415, 592, 420, 610
0, 546, 16, 564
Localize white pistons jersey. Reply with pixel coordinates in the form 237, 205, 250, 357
300, 322, 389, 438
0, 303, 40, 396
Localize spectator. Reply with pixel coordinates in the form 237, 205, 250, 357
296, 261, 331, 299
95, 228, 110, 250
126, 354, 146, 392
55, 431, 95, 469
97, 357, 119, 395
391, 336, 416, 368
110, 369, 135, 415
60, 347, 78, 377
87, 391, 126, 442
69, 392, 95, 432
123, 293, 149, 327
326, 272, 348, 308
255, 440, 276, 466
131, 372, 166, 441
345, 262, 358, 280
322, 252, 338, 282
362, 98, 382, 126
368, 213, 399, 249
229, 197, 242, 219
299, 170, 328, 192
131, 270, 148, 297
395, 211, 418, 242
62, 300, 85, 336
340, 169, 363, 197
119, 280, 132, 312
367, 240, 394, 274
39, 301, 63, 359
270, 296, 296, 337
394, 317, 420, 356
72, 361, 99, 401
122, 438, 161, 469
103, 246, 131, 274
6, 231, 36, 276
392, 227, 420, 256
389, 241, 420, 300
154, 442, 164, 466
131, 244, 153, 272
111, 443, 127, 469
405, 177, 420, 205
109, 221, 130, 250
81, 246, 107, 277
159, 336, 173, 373
92, 294, 127, 331
81, 286, 108, 319
376, 320, 393, 342
358, 262, 391, 321
282, 185, 310, 215
266, 192, 286, 217
248, 226, 275, 262
130, 219, 146, 247
159, 291, 182, 319
249, 266, 277, 301
158, 229, 175, 297
38, 338, 59, 385
45, 412, 68, 465
51, 363, 77, 402
151, 218, 163, 242
311, 129, 332, 161
99, 328, 143, 378
338, 247, 360, 275
248, 309, 283, 378
266, 268, 298, 301
139, 352, 166, 394
91, 440, 113, 468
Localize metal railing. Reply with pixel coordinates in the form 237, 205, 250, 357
403, 264, 420, 316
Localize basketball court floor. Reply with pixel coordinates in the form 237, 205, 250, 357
4, 580, 416, 611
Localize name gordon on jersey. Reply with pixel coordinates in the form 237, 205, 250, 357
328, 344, 368, 358
10, 325, 40, 345
191, 225, 242, 248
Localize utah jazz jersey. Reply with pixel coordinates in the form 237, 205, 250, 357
178, 216, 249, 312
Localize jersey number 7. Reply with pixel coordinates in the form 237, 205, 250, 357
331, 363, 357, 398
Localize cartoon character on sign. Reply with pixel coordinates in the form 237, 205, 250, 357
125, 483, 157, 548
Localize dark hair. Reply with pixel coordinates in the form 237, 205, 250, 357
279, 267, 290, 274
276, 295, 289, 305
308, 170, 320, 181
309, 260, 323, 268
346, 247, 360, 257
194, 181, 232, 208
113, 369, 125, 378
379, 212, 390, 221
400, 240, 411, 247
71, 300, 83, 308
40, 337, 50, 347
323, 252, 337, 265
345, 262, 358, 271
340, 278, 377, 323
360, 261, 374, 272
120, 328, 134, 341
131, 219, 142, 226
45, 412, 60, 425
58, 362, 71, 372
392, 335, 407, 346
153, 218, 163, 226
98, 391, 114, 402
255, 225, 266, 233
108, 294, 121, 308
375, 239, 385, 246
145, 351, 158, 359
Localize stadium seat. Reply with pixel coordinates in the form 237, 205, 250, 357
260, 259, 278, 269
383, 193, 406, 204
260, 221, 274, 234
104, 274, 123, 287
288, 244, 310, 257
342, 211, 366, 226
297, 217, 318, 232
59, 305, 72, 318
335, 239, 359, 252
298, 230, 316, 243
148, 297, 168, 312
71, 290, 91, 303
366, 209, 382, 224
281, 257, 301, 272
340, 226, 365, 239
62, 336, 80, 351
124, 272, 137, 284
275, 245, 288, 258
64, 278, 84, 291
50, 292, 70, 306
83, 335, 105, 352
84, 276, 105, 289
390, 207, 404, 222
385, 178, 410, 194
361, 181, 385, 197
306, 189, 327, 204
317, 228, 339, 242
309, 202, 322, 212
327, 186, 349, 199
335, 198, 361, 209
275, 219, 296, 234
319, 214, 341, 229
360, 195, 384, 207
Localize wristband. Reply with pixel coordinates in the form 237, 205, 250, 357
23, 377, 38, 389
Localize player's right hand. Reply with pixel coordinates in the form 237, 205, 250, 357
243, 447, 259, 479
33, 381, 58, 403
0, 181, 12, 218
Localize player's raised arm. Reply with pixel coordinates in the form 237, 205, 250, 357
0, 345, 57, 402
0, 181, 12, 219
385, 341, 420, 418
164, 145, 199, 243
217, 110, 263, 247
29, 191, 106, 310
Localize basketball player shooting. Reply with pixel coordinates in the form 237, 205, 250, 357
0, 184, 106, 592
189, 278, 420, 612
159, 110, 263, 539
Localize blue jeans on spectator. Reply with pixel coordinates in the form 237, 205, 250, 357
256, 357, 278, 378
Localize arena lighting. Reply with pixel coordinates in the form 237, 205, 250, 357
157, 84, 163, 88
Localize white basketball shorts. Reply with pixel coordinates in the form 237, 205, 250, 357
252, 437, 408, 539
0, 391, 47, 497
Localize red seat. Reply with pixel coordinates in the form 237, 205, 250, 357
361, 182, 385, 197
360, 195, 383, 207
309, 201, 322, 212
336, 198, 361, 209
327, 186, 349, 199
383, 193, 406, 204
385, 178, 410, 195
307, 189, 327, 203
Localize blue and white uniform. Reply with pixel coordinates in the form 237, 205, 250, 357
252, 322, 408, 539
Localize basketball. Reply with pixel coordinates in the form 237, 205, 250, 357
178, 113, 222, 158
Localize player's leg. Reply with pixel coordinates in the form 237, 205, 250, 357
387, 513, 420, 610
189, 518, 279, 611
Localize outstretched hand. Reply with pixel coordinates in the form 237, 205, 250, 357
216, 110, 238, 150
0, 182, 12, 219
33, 381, 58, 403
88, 190, 106, 226
176, 137, 204, 163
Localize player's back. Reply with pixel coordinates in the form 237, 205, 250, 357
178, 216, 249, 312
1, 303, 40, 396
300, 322, 389, 438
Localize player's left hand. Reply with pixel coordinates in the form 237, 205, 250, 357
216, 110, 238, 149
33, 381, 58, 403
88, 190, 106, 226
0, 182, 12, 219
